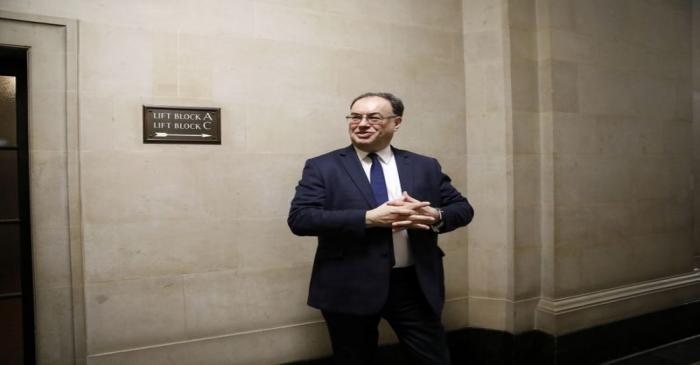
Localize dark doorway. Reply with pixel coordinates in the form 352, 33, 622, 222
0, 46, 35, 365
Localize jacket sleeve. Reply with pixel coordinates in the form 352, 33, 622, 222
433, 159, 474, 233
287, 159, 367, 237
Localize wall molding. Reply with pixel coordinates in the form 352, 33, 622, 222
537, 271, 700, 315
287, 301, 700, 365
88, 319, 327, 358
88, 297, 471, 359
85, 319, 334, 365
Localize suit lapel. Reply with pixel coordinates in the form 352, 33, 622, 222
338, 145, 376, 207
393, 147, 414, 196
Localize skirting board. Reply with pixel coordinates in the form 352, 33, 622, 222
286, 301, 700, 364
536, 271, 700, 335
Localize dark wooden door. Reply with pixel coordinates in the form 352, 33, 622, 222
0, 46, 35, 365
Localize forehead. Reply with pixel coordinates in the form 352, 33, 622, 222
350, 96, 392, 114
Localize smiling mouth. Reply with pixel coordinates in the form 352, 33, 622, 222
354, 131, 374, 139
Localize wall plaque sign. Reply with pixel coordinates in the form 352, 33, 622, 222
143, 106, 221, 144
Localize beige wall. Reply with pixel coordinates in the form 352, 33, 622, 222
1, 0, 699, 363
534, 0, 698, 334
1, 1, 468, 364
462, 0, 515, 331
464, 0, 700, 337
509, 0, 543, 333
546, 0, 693, 296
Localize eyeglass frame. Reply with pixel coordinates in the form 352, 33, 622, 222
345, 113, 399, 125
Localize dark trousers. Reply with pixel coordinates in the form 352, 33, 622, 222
321, 266, 451, 365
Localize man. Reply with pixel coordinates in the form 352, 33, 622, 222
288, 92, 474, 364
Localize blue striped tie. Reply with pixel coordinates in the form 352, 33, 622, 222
368, 153, 388, 206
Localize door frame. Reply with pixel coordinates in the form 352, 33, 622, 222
0, 11, 83, 364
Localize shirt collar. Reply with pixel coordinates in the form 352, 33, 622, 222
353, 145, 393, 164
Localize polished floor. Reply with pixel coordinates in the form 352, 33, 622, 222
604, 335, 700, 364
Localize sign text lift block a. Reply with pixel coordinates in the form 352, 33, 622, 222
143, 106, 221, 144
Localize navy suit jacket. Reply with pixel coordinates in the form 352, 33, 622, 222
288, 145, 473, 315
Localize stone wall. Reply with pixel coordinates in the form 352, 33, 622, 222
0, 0, 469, 364
465, 0, 699, 336
545, 0, 693, 297
0, 0, 699, 363
537, 0, 698, 335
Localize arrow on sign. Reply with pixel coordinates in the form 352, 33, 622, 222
154, 132, 212, 138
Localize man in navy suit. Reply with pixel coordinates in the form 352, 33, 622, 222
288, 92, 474, 364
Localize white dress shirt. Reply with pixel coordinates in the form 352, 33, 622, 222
354, 145, 414, 268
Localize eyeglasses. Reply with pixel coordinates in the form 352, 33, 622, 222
345, 113, 398, 125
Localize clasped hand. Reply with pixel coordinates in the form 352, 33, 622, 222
365, 192, 440, 231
